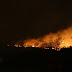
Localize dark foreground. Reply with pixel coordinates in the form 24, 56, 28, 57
0, 46, 72, 72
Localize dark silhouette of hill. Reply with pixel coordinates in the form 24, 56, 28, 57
0, 46, 72, 72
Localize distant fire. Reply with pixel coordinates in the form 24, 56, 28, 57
14, 45, 21, 47
14, 26, 72, 50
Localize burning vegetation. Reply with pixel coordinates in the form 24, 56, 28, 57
14, 26, 72, 50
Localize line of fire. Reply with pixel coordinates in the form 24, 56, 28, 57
2, 26, 72, 51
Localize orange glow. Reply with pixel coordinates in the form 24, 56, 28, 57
7, 45, 9, 46
45, 48, 49, 49
52, 48, 54, 49
14, 26, 72, 50
14, 45, 21, 47
32, 45, 35, 47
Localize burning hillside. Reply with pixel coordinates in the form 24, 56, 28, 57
14, 26, 72, 50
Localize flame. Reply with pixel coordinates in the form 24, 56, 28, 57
14, 45, 21, 47
14, 26, 72, 50
32, 45, 35, 47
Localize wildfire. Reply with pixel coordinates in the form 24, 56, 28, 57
14, 26, 72, 50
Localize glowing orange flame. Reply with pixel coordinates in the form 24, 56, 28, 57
32, 45, 35, 47
14, 45, 21, 47
14, 26, 72, 50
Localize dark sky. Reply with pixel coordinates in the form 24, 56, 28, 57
0, 1, 72, 41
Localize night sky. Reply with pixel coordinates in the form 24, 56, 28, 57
0, 1, 72, 41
